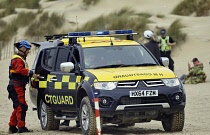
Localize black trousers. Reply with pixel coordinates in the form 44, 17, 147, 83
160, 51, 174, 71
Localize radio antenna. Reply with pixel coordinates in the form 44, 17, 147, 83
76, 16, 78, 31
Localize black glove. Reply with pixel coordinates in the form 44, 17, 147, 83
29, 70, 34, 78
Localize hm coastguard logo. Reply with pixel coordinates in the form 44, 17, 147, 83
45, 94, 74, 105
113, 73, 163, 79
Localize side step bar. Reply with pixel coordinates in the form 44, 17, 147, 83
32, 108, 37, 111
54, 115, 77, 120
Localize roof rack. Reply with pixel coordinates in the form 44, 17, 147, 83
44, 29, 138, 45
44, 34, 68, 41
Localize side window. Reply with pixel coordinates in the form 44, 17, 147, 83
72, 49, 80, 64
35, 51, 43, 73
55, 48, 71, 71
43, 48, 56, 70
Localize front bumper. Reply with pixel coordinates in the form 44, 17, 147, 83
93, 85, 186, 118
99, 102, 185, 118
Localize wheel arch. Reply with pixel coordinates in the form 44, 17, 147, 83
77, 88, 88, 109
37, 94, 41, 119
77, 81, 96, 108
37, 88, 48, 119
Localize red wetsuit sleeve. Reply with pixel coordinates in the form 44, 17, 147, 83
12, 58, 29, 76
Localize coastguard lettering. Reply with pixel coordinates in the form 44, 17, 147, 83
159, 73, 163, 76
45, 94, 74, 105
113, 72, 164, 79
113, 73, 153, 79
153, 73, 158, 76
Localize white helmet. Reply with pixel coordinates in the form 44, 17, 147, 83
143, 30, 154, 39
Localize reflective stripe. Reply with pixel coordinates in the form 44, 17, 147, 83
55, 82, 62, 89
10, 69, 15, 73
68, 82, 76, 89
47, 74, 56, 82
76, 76, 82, 82
39, 81, 47, 88
62, 75, 70, 82
38, 74, 82, 90
84, 76, 90, 81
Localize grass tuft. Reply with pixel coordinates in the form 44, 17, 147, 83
83, 0, 100, 6
0, 20, 18, 43
156, 14, 165, 18
0, 19, 6, 28
0, 11, 37, 43
0, 7, 16, 18
15, 12, 37, 27
0, 0, 40, 9
172, 0, 210, 16
77, 7, 151, 40
25, 12, 64, 37
167, 19, 187, 44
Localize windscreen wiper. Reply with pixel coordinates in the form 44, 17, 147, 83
93, 64, 128, 69
133, 63, 157, 66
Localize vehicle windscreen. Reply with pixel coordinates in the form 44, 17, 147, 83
83, 45, 157, 69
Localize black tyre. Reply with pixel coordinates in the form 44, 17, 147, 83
80, 96, 97, 135
162, 109, 185, 132
39, 100, 60, 130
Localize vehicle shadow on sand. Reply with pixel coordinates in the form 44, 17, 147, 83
59, 125, 165, 135
102, 125, 164, 135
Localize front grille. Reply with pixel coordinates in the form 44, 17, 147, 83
120, 95, 167, 105
117, 80, 164, 88
117, 81, 139, 88
143, 80, 164, 87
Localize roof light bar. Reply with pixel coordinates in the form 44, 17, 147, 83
68, 32, 91, 36
115, 29, 133, 34
68, 29, 135, 37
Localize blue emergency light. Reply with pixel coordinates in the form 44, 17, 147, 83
68, 29, 134, 37
115, 29, 133, 34
68, 31, 91, 36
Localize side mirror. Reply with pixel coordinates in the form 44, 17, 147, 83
160, 57, 169, 67
60, 62, 74, 73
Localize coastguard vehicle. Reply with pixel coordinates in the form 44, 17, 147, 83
29, 29, 186, 135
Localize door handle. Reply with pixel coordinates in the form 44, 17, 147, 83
50, 78, 57, 81
38, 76, 45, 79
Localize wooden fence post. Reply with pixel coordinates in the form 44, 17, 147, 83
14, 37, 16, 55
0, 42, 2, 61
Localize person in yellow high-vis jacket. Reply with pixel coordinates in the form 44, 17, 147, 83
158, 28, 176, 71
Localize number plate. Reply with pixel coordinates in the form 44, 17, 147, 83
129, 90, 158, 97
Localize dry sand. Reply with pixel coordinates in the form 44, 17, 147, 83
1, 0, 210, 134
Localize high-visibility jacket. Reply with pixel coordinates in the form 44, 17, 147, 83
9, 54, 29, 81
158, 36, 171, 51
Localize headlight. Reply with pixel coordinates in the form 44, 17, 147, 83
162, 78, 180, 87
94, 82, 117, 90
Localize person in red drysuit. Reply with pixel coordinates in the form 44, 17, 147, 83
7, 40, 37, 133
